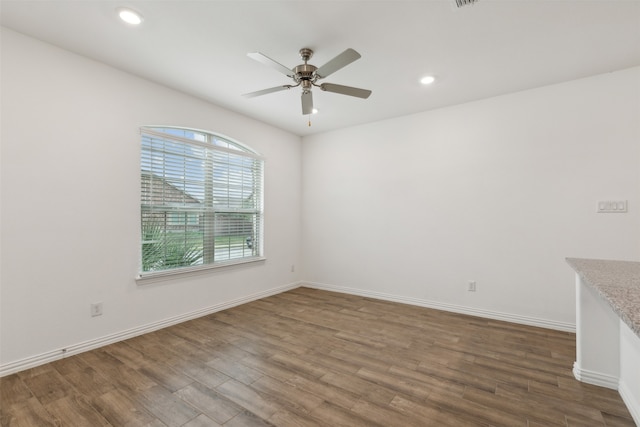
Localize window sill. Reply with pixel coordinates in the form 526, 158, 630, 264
136, 257, 266, 285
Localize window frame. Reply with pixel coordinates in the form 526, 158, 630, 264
136, 126, 265, 283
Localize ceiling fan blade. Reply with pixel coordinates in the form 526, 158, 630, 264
320, 83, 372, 99
247, 52, 294, 77
315, 48, 361, 79
301, 91, 313, 115
242, 85, 291, 98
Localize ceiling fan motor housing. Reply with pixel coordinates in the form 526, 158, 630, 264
295, 48, 317, 85
294, 64, 317, 82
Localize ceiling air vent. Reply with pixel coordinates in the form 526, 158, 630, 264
454, 0, 479, 7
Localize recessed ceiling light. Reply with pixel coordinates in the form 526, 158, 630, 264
117, 8, 143, 25
312, 108, 319, 114
420, 75, 436, 85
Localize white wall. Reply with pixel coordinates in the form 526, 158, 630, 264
2, 26, 639, 374
302, 66, 640, 329
0, 28, 302, 370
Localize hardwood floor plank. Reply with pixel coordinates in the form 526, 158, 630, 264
318, 371, 397, 406
327, 347, 392, 373
135, 384, 200, 427
14, 364, 54, 380
448, 358, 530, 391
251, 375, 324, 415
237, 355, 299, 383
181, 413, 223, 427
119, 336, 178, 366
464, 384, 569, 426
92, 389, 157, 427
333, 331, 388, 349
268, 353, 327, 379
389, 394, 488, 427
232, 336, 300, 359
103, 341, 150, 369
78, 350, 157, 393
285, 374, 360, 411
601, 412, 638, 427
412, 343, 475, 366
0, 375, 33, 406
174, 381, 242, 424
428, 387, 528, 427
20, 368, 75, 405
540, 378, 633, 417
51, 356, 115, 400
167, 322, 221, 347
356, 367, 432, 400
308, 401, 384, 427
42, 394, 111, 427
566, 414, 606, 427
207, 356, 264, 385
135, 360, 195, 393
1, 398, 58, 427
224, 411, 276, 427
205, 342, 255, 362
387, 365, 466, 397
472, 353, 563, 385
177, 363, 232, 390
268, 409, 326, 427
215, 379, 282, 420
293, 350, 362, 375
495, 381, 605, 425
415, 358, 496, 393
349, 398, 426, 427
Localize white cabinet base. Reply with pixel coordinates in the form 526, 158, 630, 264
574, 274, 640, 425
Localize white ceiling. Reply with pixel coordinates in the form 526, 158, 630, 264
2, 0, 640, 136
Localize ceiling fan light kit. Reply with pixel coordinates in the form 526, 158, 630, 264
243, 48, 372, 116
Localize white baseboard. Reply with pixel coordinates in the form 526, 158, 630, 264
619, 380, 640, 426
302, 281, 576, 333
572, 362, 619, 390
0, 282, 301, 377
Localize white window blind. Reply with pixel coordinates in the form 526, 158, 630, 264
140, 127, 263, 276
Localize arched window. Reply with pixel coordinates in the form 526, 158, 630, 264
139, 126, 264, 278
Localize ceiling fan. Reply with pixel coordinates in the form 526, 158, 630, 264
242, 48, 372, 115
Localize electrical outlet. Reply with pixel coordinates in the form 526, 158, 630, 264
291, 264, 295, 272
468, 281, 477, 292
90, 302, 103, 317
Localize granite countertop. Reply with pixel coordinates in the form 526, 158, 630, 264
566, 258, 640, 338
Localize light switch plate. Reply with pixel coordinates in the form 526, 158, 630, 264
597, 200, 627, 213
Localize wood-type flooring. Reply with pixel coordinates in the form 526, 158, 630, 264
1, 287, 636, 426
